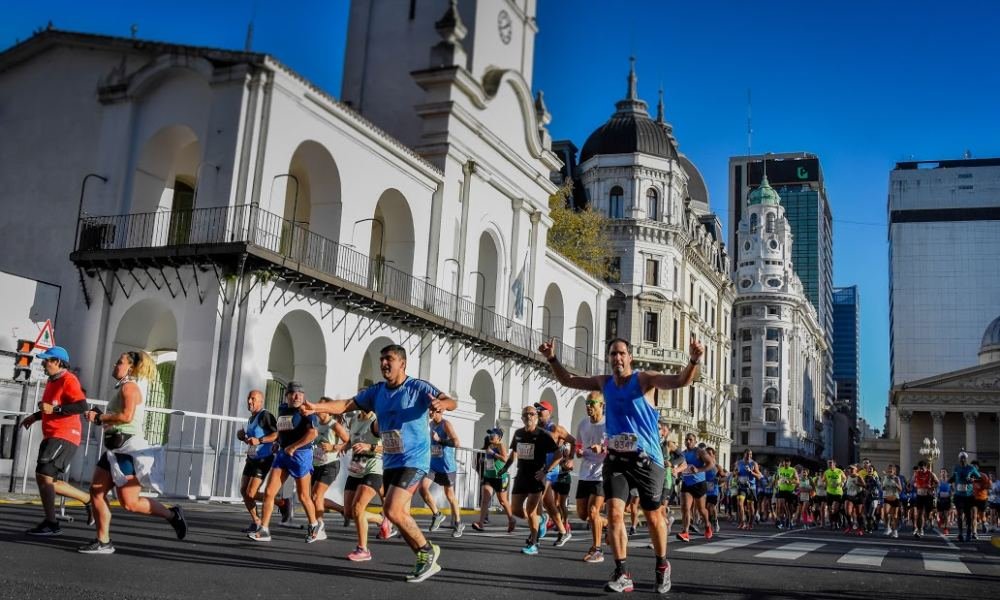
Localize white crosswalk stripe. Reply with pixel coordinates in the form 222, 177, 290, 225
837, 547, 888, 566
755, 542, 825, 560
922, 553, 971, 574
675, 537, 764, 555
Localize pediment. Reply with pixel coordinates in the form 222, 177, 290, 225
899, 361, 1000, 391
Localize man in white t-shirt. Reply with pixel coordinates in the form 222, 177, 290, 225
575, 391, 607, 563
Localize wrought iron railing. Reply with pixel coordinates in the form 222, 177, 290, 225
76, 204, 605, 374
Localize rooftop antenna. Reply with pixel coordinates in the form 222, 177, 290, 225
130, 24, 138, 39
245, 0, 258, 52
746, 87, 753, 158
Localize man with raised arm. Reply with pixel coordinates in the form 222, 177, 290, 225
539, 334, 703, 595
300, 343, 456, 583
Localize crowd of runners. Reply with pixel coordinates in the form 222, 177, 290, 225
18, 338, 1000, 595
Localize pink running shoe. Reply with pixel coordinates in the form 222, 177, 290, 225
348, 546, 372, 562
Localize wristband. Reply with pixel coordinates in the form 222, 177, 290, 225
689, 357, 701, 365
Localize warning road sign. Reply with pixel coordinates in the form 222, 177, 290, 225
33, 320, 55, 351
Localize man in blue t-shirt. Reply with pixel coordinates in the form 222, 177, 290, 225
302, 343, 455, 583
950, 451, 981, 542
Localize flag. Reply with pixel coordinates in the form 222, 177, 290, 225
512, 254, 527, 319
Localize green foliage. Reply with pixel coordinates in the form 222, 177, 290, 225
546, 182, 615, 280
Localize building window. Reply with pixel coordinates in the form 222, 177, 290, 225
750, 213, 759, 233
740, 407, 751, 423
644, 312, 658, 343
766, 328, 780, 341
766, 432, 776, 446
607, 256, 621, 283
646, 188, 659, 220
673, 266, 679, 291
740, 431, 749, 445
645, 258, 659, 286
741, 366, 751, 377
740, 387, 751, 403
741, 346, 751, 363
741, 305, 752, 317
765, 346, 779, 362
609, 186, 624, 218
606, 310, 618, 340
766, 305, 781, 317
672, 318, 679, 349
764, 387, 778, 404
765, 366, 779, 378
766, 212, 776, 233
741, 329, 752, 341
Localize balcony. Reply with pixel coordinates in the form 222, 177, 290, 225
633, 345, 689, 367
71, 204, 604, 375
658, 407, 696, 429
698, 419, 729, 440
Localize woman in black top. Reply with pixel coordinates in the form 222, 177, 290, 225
499, 405, 559, 554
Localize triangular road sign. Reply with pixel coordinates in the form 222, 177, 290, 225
34, 320, 55, 351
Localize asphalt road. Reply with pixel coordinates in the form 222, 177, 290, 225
1, 501, 999, 599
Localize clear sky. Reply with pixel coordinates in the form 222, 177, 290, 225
5, 1, 1000, 430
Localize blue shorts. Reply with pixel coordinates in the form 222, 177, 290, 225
272, 448, 313, 479
545, 469, 559, 484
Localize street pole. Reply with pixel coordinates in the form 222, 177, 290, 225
73, 173, 108, 250
7, 381, 31, 493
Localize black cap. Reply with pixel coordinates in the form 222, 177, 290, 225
285, 381, 304, 395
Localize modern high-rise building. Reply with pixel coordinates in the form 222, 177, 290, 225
832, 285, 860, 464
729, 153, 835, 420
888, 157, 1000, 387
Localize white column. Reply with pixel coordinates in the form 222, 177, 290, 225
964, 411, 978, 460
899, 410, 912, 474
931, 411, 945, 468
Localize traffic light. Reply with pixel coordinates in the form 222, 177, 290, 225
13, 339, 34, 382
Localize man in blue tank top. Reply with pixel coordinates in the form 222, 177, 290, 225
236, 389, 293, 533
301, 343, 456, 583
540, 334, 703, 595
677, 433, 716, 542
418, 409, 464, 538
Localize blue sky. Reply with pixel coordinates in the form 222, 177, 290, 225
5, 1, 1000, 430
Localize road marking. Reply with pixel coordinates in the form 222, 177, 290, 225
769, 532, 954, 551
675, 537, 764, 555
837, 547, 888, 566
755, 542, 825, 560
922, 553, 970, 574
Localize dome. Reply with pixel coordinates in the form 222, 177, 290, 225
980, 314, 1000, 363
748, 175, 781, 206
579, 59, 678, 164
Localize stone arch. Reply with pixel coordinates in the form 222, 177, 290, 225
283, 140, 343, 242
364, 189, 415, 299
130, 124, 202, 245
356, 335, 397, 390
470, 370, 496, 446
571, 302, 595, 372
569, 394, 588, 438
473, 231, 501, 333
542, 283, 565, 342
265, 310, 327, 412
539, 388, 559, 427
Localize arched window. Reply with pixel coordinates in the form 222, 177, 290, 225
740, 387, 752, 403
765, 407, 778, 423
609, 186, 624, 219
764, 387, 778, 404
750, 213, 759, 233
646, 188, 659, 220
765, 212, 776, 234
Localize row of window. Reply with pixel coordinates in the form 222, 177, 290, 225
738, 305, 782, 317
608, 186, 662, 220
737, 406, 780, 425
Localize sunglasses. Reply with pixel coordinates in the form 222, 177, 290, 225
586, 401, 602, 406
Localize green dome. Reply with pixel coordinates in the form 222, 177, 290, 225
749, 175, 781, 206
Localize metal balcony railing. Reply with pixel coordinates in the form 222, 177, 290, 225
75, 204, 605, 375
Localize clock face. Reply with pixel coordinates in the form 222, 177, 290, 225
498, 10, 512, 44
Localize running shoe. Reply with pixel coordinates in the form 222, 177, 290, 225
77, 539, 115, 554
713, 520, 720, 532
316, 519, 328, 540
241, 522, 260, 534
538, 514, 549, 540
305, 522, 321, 543
554, 531, 572, 547
628, 525, 637, 536
605, 570, 634, 593
84, 502, 96, 527
584, 547, 604, 563
891, 529, 898, 538
667, 515, 676, 530
971, 532, 979, 541
378, 518, 392, 540
452, 523, 465, 538
388, 524, 399, 539
429, 512, 446, 532
26, 520, 61, 536
883, 527, 893, 537
406, 543, 442, 583
655, 562, 672, 594
689, 524, 701, 535
348, 546, 372, 562
943, 527, 950, 535
248, 527, 272, 542
507, 518, 517, 533
278, 496, 295, 526
675, 531, 690, 542
471, 522, 484, 532
705, 525, 714, 540
521, 542, 539, 555
957, 533, 965, 542
169, 506, 188, 540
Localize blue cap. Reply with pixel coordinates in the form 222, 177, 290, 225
36, 346, 70, 363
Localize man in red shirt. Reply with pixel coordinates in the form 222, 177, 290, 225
19, 346, 93, 536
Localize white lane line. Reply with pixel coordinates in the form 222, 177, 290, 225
755, 542, 825, 560
675, 537, 765, 555
837, 547, 888, 566
922, 553, 971, 574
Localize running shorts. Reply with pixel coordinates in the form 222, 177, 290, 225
35, 438, 78, 478
512, 473, 545, 495
827, 493, 843, 503
777, 490, 796, 503
681, 482, 708, 499
482, 477, 509, 493
425, 470, 456, 487
313, 462, 340, 486
914, 495, 934, 511
242, 455, 275, 479
345, 473, 383, 492
272, 449, 314, 479
96, 451, 136, 477
576, 480, 604, 499
603, 453, 665, 511
552, 478, 571, 496
706, 494, 718, 506
383, 467, 426, 491
936, 498, 951, 512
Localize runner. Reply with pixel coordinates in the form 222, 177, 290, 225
936, 469, 952, 535
419, 407, 464, 538
735, 450, 761, 530
814, 471, 828, 526
911, 460, 938, 538
881, 465, 903, 538
797, 468, 814, 528
949, 451, 980, 542
843, 465, 865, 536
472, 428, 516, 534
248, 381, 321, 543
551, 441, 575, 545
311, 409, 350, 537
539, 334, 704, 594
759, 470, 773, 525
988, 474, 1000, 533
536, 400, 575, 545
823, 459, 846, 530
343, 408, 390, 562
236, 390, 294, 533
19, 346, 93, 536
774, 458, 798, 530
498, 404, 560, 555
704, 448, 722, 532
971, 462, 990, 539
80, 351, 186, 554
303, 343, 456, 582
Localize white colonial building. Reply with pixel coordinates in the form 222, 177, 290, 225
0, 1, 620, 498
570, 62, 736, 465
731, 176, 829, 467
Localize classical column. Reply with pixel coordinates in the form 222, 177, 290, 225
898, 410, 913, 474
931, 411, 945, 467
964, 411, 978, 460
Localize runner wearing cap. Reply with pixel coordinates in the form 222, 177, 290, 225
936, 469, 952, 535
575, 392, 607, 562
540, 334, 703, 594
950, 451, 980, 542
535, 399, 575, 546
20, 346, 94, 536
302, 343, 456, 583
735, 450, 762, 530
236, 390, 294, 533
472, 427, 516, 533
911, 460, 938, 538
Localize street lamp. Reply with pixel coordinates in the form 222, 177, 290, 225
74, 173, 108, 250
523, 296, 534, 330
470, 270, 486, 330
570, 324, 592, 373
352, 218, 385, 259
538, 305, 552, 337
920, 437, 941, 472
270, 174, 300, 223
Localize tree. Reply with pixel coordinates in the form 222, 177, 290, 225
546, 182, 615, 280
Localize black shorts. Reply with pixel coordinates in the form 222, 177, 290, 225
552, 476, 572, 496
425, 470, 456, 487
35, 438, 78, 478
96, 451, 136, 477
383, 467, 426, 491
937, 498, 952, 512
737, 485, 756, 500
707, 495, 718, 506
954, 495, 972, 511
914, 494, 934, 511
884, 498, 900, 508
345, 473, 383, 492
242, 455, 275, 479
312, 462, 340, 486
603, 454, 665, 511
777, 490, 796, 503
482, 477, 508, 492
973, 499, 988, 512
576, 479, 605, 499
827, 493, 843, 503
681, 482, 708, 499
512, 474, 545, 495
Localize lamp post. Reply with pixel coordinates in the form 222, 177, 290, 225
470, 270, 486, 331
538, 305, 552, 338
920, 437, 941, 472
351, 218, 385, 258
523, 296, 534, 331
570, 324, 592, 373
270, 174, 300, 254
74, 173, 108, 250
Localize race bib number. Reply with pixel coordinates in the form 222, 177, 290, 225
738, 475, 749, 484
276, 416, 294, 431
955, 483, 969, 493
382, 430, 403, 454
246, 444, 261, 458
799, 492, 810, 502
609, 433, 638, 453
349, 457, 366, 474
706, 482, 717, 493
313, 449, 327, 465
517, 442, 535, 461
939, 491, 949, 498
916, 488, 929, 496
430, 444, 443, 457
